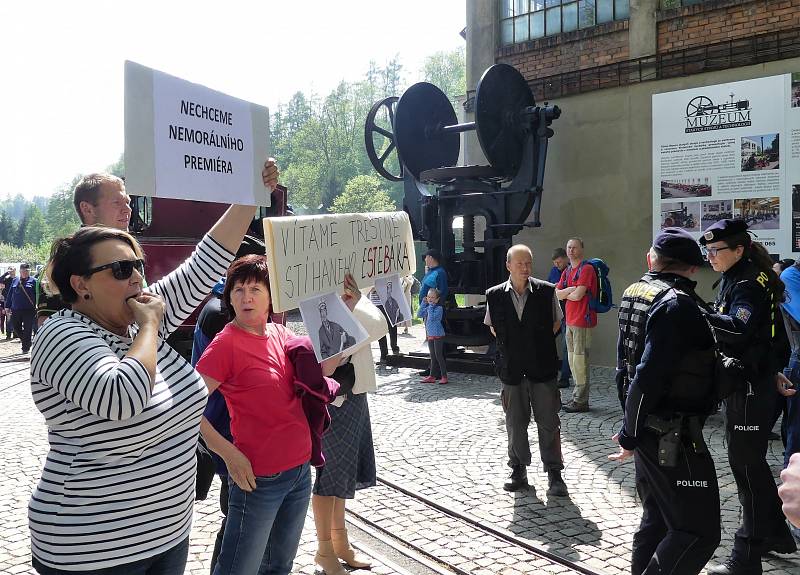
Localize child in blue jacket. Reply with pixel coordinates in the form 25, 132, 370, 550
417, 288, 448, 384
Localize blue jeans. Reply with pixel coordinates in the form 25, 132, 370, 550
33, 537, 189, 575
213, 463, 311, 575
784, 351, 800, 468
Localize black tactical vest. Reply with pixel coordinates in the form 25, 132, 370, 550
618, 274, 716, 414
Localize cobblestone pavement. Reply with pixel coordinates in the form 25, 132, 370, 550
1, 323, 799, 574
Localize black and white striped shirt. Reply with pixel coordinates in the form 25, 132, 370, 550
28, 234, 234, 571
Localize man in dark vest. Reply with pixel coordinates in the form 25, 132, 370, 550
484, 244, 567, 496
609, 228, 720, 575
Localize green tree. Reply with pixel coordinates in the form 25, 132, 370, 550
0, 194, 30, 221
24, 205, 48, 245
15, 204, 47, 246
0, 242, 50, 266
330, 175, 396, 214
0, 211, 16, 244
46, 176, 82, 238
107, 154, 125, 178
421, 47, 466, 102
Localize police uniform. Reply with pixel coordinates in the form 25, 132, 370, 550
701, 219, 794, 574
616, 228, 720, 575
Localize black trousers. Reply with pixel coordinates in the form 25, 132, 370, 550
724, 384, 791, 563
11, 308, 35, 352
209, 478, 229, 574
376, 305, 398, 358
632, 431, 720, 575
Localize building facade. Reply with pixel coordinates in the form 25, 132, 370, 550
465, 0, 800, 365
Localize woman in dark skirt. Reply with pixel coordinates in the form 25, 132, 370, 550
312, 289, 388, 575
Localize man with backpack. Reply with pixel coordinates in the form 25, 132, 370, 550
557, 237, 598, 412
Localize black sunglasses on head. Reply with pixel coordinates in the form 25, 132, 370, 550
83, 259, 145, 280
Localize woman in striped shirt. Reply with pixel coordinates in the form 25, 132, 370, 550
27, 163, 277, 575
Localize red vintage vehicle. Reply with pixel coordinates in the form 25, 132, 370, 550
128, 184, 288, 358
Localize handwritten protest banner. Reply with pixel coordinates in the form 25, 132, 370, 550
263, 211, 416, 312
124, 60, 271, 206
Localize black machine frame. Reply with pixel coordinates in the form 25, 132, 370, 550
364, 64, 560, 370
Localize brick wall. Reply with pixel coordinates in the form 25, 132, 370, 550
497, 20, 629, 80
658, 0, 800, 52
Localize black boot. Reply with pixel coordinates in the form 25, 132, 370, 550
546, 469, 568, 497
762, 528, 797, 555
503, 465, 528, 492
707, 554, 761, 575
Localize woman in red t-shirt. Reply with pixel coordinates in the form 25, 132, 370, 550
196, 255, 340, 575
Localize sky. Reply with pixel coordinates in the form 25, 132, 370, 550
0, 1, 466, 200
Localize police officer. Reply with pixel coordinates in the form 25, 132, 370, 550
610, 228, 720, 575
701, 219, 795, 574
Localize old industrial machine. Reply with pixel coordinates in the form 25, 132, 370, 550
364, 63, 560, 370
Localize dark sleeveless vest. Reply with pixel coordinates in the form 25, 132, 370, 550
486, 279, 558, 385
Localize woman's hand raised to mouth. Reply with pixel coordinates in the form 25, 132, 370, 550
126, 292, 165, 329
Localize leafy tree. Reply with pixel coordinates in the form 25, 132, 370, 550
330, 175, 396, 214
15, 204, 47, 246
47, 176, 82, 237
421, 46, 466, 103
107, 154, 125, 178
0, 242, 50, 266
0, 211, 17, 244
0, 194, 30, 221
24, 205, 48, 246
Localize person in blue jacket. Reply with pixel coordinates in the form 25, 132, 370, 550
7, 263, 37, 353
419, 249, 448, 307
418, 288, 447, 384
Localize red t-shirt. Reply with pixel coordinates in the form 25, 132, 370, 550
558, 262, 598, 328
196, 322, 311, 476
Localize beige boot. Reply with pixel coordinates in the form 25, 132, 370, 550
315, 539, 348, 575
332, 527, 372, 569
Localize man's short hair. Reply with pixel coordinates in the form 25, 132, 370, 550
506, 243, 533, 263
73, 173, 124, 223
567, 237, 584, 248
551, 247, 567, 260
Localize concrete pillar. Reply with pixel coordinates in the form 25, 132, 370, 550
629, 0, 658, 59
464, 1, 500, 305
465, 0, 499, 166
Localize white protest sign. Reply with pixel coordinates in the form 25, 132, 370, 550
125, 60, 271, 206
299, 292, 369, 362
374, 274, 411, 326
263, 211, 416, 312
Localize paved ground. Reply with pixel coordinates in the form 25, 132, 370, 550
1, 323, 799, 574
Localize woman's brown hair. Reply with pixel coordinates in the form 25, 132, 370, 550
222, 255, 271, 319
46, 226, 144, 304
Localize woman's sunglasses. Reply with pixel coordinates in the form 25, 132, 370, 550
83, 259, 145, 280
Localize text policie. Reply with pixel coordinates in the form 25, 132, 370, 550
170, 99, 242, 174
279, 216, 412, 300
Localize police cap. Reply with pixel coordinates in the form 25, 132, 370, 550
699, 218, 748, 246
653, 227, 704, 266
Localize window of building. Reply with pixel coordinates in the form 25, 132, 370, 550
500, 0, 629, 45
660, 0, 705, 8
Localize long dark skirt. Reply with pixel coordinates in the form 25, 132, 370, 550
313, 392, 376, 499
